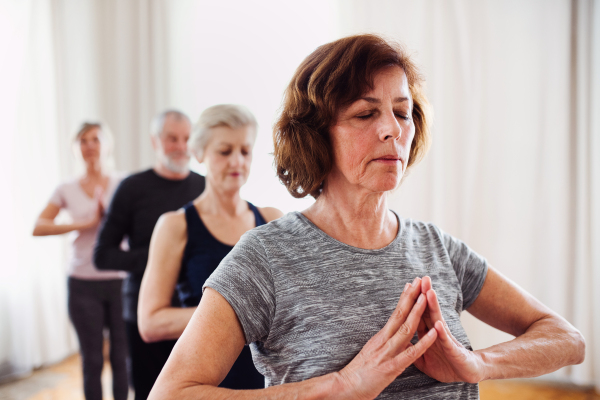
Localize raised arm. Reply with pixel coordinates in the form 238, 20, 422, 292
149, 278, 437, 400
138, 211, 195, 343
93, 182, 147, 273
33, 201, 100, 236
414, 268, 585, 383
468, 267, 584, 379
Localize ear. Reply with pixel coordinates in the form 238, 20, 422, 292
150, 135, 159, 151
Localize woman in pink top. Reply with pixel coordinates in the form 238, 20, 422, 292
33, 122, 128, 400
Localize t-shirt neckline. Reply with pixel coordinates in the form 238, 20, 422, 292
293, 210, 402, 255
75, 175, 115, 202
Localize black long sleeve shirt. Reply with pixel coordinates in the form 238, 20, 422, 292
94, 169, 205, 322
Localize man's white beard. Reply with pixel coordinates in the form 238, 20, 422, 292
158, 150, 190, 174
165, 157, 190, 174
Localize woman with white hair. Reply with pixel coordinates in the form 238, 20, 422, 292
138, 104, 283, 388
33, 122, 128, 400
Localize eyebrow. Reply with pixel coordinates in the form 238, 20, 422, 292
216, 142, 252, 147
360, 96, 409, 104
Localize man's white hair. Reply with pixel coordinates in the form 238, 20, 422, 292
189, 104, 258, 159
149, 109, 191, 137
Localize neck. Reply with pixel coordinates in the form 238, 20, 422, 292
153, 163, 190, 180
84, 161, 104, 180
304, 175, 396, 249
196, 182, 246, 217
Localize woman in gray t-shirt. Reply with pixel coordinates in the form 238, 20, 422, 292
150, 34, 585, 400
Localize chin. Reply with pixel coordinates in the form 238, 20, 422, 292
166, 163, 190, 174
222, 184, 244, 194
365, 173, 402, 193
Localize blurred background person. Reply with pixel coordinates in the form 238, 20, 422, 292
32, 122, 128, 400
138, 104, 282, 389
93, 110, 206, 399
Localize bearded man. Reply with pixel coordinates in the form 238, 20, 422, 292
94, 110, 205, 400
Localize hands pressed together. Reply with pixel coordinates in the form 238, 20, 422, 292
80, 191, 106, 231
335, 276, 485, 400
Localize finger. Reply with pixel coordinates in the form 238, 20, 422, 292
434, 320, 462, 353
395, 328, 438, 369
425, 289, 445, 325
436, 318, 463, 348
421, 276, 432, 294
417, 317, 427, 339
387, 293, 427, 351
380, 277, 422, 338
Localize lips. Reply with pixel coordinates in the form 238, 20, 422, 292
372, 154, 403, 164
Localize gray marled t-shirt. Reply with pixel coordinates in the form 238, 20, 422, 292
204, 211, 488, 399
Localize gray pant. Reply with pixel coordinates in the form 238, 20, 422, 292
68, 277, 128, 400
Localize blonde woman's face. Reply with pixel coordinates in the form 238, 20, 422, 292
202, 125, 255, 193
79, 127, 102, 163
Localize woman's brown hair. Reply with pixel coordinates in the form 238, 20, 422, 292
273, 34, 432, 199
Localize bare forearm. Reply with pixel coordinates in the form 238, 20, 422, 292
151, 371, 341, 400
33, 220, 85, 236
140, 307, 196, 343
476, 316, 585, 381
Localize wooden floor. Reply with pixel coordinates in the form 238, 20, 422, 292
0, 354, 597, 400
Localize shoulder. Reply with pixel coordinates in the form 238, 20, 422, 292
258, 206, 284, 223
188, 171, 204, 180
109, 171, 128, 184
393, 212, 443, 238
112, 169, 156, 198
59, 177, 79, 189
154, 209, 187, 240
187, 171, 206, 185
119, 169, 154, 186
393, 214, 452, 250
242, 212, 309, 245
106, 172, 127, 195
51, 178, 78, 197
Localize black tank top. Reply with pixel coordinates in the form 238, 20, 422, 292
176, 201, 266, 389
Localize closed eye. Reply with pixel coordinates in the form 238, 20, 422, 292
356, 113, 374, 120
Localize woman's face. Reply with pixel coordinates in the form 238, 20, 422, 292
79, 127, 103, 164
201, 125, 255, 194
328, 66, 415, 194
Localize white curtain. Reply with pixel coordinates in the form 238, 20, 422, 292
1, 0, 597, 390
570, 0, 600, 387
336, 0, 599, 389
0, 0, 76, 380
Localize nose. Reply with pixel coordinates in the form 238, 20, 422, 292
378, 110, 402, 142
176, 138, 188, 152
229, 151, 244, 167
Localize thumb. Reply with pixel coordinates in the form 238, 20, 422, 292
94, 185, 104, 200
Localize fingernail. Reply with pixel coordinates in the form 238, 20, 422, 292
411, 277, 419, 287
428, 328, 436, 337
417, 294, 425, 304
404, 283, 410, 291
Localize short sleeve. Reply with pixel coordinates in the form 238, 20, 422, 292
441, 231, 488, 311
203, 230, 275, 345
48, 184, 65, 208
